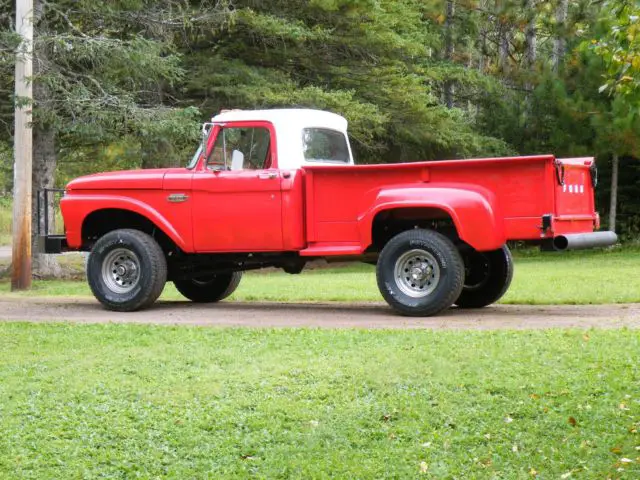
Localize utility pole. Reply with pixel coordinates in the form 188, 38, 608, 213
12, 0, 34, 290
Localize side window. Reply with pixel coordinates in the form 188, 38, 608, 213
302, 128, 350, 163
206, 126, 271, 170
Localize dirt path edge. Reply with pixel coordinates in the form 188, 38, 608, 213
0, 296, 638, 330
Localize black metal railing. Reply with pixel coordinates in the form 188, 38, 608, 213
36, 188, 65, 236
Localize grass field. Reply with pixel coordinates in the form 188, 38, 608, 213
1, 323, 638, 478
0, 197, 13, 246
1, 248, 640, 305
1, 203, 638, 477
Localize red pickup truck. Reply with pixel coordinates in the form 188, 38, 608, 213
42, 108, 616, 316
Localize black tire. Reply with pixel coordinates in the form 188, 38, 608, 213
173, 272, 242, 303
87, 229, 167, 312
455, 245, 513, 309
376, 229, 464, 317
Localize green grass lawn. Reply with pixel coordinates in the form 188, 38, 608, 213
0, 323, 638, 478
2, 248, 640, 304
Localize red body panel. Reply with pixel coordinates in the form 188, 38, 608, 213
191, 169, 284, 252
299, 155, 596, 253
60, 152, 599, 254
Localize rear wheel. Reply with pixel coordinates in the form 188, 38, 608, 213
87, 229, 167, 311
376, 229, 464, 317
173, 272, 242, 303
455, 245, 513, 308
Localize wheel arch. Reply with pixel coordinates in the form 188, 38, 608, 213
81, 208, 182, 254
369, 206, 460, 250
359, 187, 506, 251
62, 194, 190, 252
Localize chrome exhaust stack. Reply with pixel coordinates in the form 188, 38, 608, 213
551, 231, 618, 251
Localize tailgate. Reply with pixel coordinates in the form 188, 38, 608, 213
553, 157, 598, 234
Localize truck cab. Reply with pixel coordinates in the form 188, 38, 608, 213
199, 108, 355, 170
185, 109, 354, 253
47, 108, 617, 316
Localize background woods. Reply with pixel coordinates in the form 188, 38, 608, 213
1, 0, 639, 240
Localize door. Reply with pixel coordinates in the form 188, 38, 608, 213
192, 123, 283, 252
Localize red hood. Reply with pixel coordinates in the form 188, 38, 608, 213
66, 168, 187, 191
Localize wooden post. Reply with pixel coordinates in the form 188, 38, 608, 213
12, 0, 34, 291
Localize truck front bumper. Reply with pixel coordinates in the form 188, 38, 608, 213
38, 235, 68, 254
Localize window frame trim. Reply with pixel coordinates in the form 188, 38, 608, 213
301, 127, 351, 164
196, 121, 278, 172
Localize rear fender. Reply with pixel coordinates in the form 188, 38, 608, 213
61, 194, 191, 251
358, 186, 505, 251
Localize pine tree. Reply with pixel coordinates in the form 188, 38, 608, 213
3, 0, 203, 275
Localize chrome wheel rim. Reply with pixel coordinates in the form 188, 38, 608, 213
101, 248, 140, 294
394, 249, 440, 298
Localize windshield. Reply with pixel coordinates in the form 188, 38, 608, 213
187, 144, 202, 169
302, 128, 350, 163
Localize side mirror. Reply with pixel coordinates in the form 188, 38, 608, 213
230, 150, 244, 170
201, 122, 214, 153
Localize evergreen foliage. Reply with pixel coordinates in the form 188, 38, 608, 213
0, 0, 638, 236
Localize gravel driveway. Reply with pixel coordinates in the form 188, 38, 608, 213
0, 297, 638, 329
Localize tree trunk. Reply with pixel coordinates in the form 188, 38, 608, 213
552, 0, 568, 73
477, 0, 488, 74
524, 0, 537, 69
497, 2, 510, 75
31, 125, 62, 277
443, 0, 455, 109
478, 31, 486, 74
523, 0, 537, 121
609, 153, 619, 233
31, 0, 62, 277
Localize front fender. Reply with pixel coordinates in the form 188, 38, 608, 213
358, 185, 505, 251
61, 194, 191, 251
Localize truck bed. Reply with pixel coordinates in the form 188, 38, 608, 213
299, 155, 598, 255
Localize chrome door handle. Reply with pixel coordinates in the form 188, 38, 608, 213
258, 172, 278, 180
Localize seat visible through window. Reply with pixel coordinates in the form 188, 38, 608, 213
207, 126, 271, 170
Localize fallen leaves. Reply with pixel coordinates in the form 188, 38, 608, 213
568, 416, 578, 427
613, 457, 636, 470
381, 410, 398, 422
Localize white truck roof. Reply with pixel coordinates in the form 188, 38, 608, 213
211, 108, 354, 169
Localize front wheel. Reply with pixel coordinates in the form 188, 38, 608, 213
173, 272, 242, 303
376, 229, 464, 317
87, 229, 167, 312
455, 245, 513, 308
